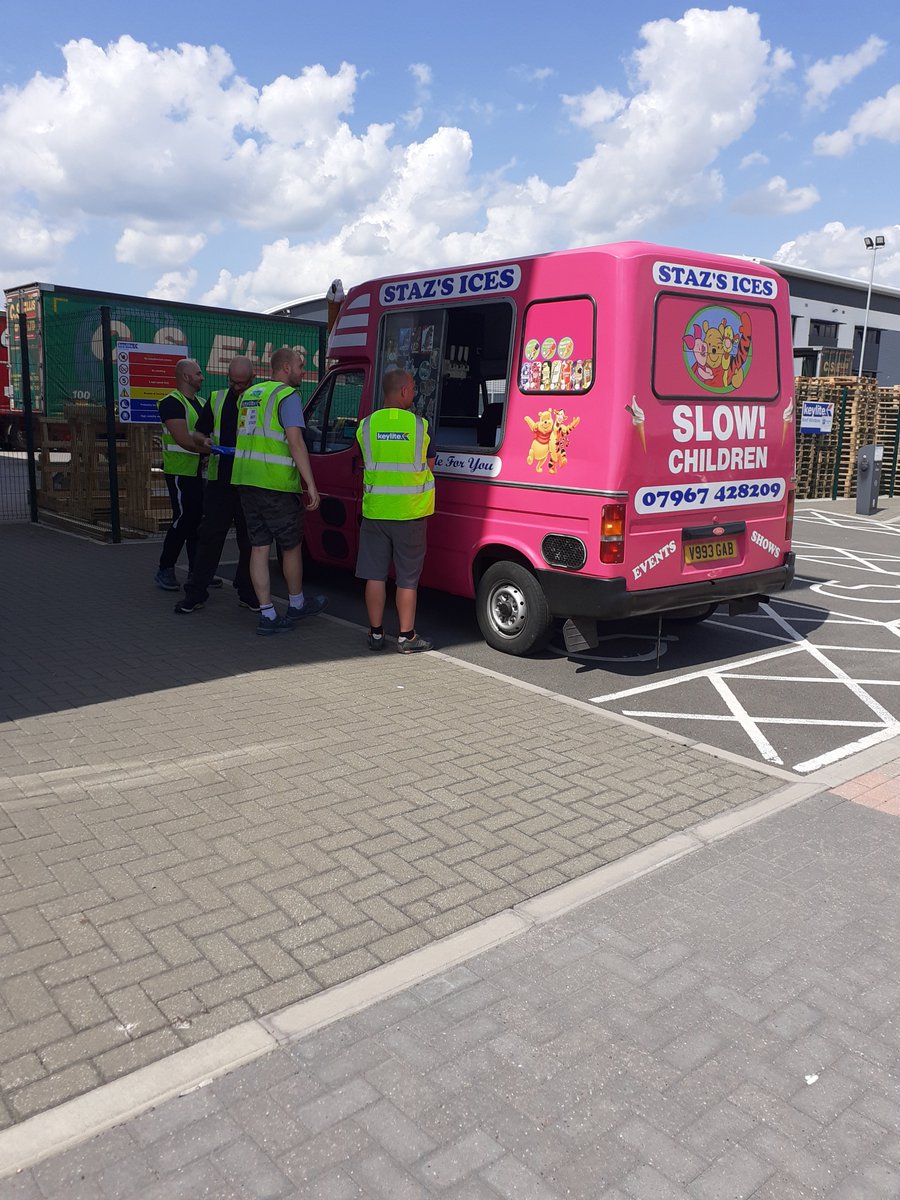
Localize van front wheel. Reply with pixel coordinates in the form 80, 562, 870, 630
476, 562, 553, 655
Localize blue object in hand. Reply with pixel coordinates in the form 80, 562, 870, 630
210, 445, 236, 456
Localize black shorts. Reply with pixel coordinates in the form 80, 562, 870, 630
355, 517, 428, 589
237, 487, 304, 551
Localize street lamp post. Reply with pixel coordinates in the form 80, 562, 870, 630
858, 234, 886, 380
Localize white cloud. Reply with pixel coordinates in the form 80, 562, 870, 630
732, 175, 819, 215
772, 221, 900, 286
804, 35, 886, 109
563, 86, 627, 130
203, 8, 793, 308
0, 212, 75, 280
739, 151, 769, 168
0, 37, 396, 234
116, 227, 208, 269
149, 270, 198, 301
0, 12, 797, 306
814, 83, 900, 156
404, 62, 432, 128
410, 63, 432, 90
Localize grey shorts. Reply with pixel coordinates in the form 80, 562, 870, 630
355, 517, 428, 589
238, 487, 304, 551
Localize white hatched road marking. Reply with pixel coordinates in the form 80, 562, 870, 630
589, 597, 900, 774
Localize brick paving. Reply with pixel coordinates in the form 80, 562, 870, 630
6, 793, 899, 1199
0, 525, 783, 1127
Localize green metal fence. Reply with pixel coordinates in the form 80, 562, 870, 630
9, 300, 325, 541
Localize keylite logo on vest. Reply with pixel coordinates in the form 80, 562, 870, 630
377, 432, 410, 441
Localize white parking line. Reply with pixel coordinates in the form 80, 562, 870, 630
590, 599, 900, 774
708, 673, 783, 763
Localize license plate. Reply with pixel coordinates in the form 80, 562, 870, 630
684, 538, 738, 565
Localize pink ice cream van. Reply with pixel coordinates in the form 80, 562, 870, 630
303, 241, 795, 655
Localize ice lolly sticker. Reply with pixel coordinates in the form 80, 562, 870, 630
557, 336, 574, 359
782, 397, 795, 446
625, 396, 646, 453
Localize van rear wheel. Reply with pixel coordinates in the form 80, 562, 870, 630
476, 562, 553, 655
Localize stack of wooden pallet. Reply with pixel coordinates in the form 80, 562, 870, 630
792, 376, 893, 499
122, 423, 169, 533
34, 403, 168, 535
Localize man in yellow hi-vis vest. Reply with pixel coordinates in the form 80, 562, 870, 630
355, 368, 435, 653
231, 347, 326, 636
155, 358, 218, 592
174, 355, 258, 614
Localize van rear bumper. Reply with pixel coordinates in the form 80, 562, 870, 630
536, 553, 795, 621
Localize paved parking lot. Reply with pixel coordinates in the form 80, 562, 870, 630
297, 499, 900, 777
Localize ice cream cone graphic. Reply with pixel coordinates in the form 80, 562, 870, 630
326, 278, 345, 333
781, 398, 795, 446
626, 397, 646, 453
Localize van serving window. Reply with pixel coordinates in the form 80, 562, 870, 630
376, 302, 513, 450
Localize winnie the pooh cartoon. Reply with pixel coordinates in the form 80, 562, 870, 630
524, 409, 555, 472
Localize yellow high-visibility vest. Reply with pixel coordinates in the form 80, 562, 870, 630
158, 390, 202, 476
356, 408, 434, 520
231, 381, 300, 492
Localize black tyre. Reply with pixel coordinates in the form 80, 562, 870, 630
475, 561, 554, 655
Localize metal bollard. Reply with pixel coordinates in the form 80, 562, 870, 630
856, 444, 883, 515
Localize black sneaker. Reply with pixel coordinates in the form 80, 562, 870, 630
209, 576, 224, 588
256, 613, 294, 636
174, 599, 204, 614
367, 632, 386, 652
238, 597, 261, 612
286, 594, 328, 622
155, 567, 179, 591
397, 633, 433, 654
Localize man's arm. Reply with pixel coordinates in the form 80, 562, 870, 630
285, 426, 320, 511
192, 402, 214, 453
164, 418, 202, 454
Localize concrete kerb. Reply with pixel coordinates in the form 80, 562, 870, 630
0, 770, 821, 1182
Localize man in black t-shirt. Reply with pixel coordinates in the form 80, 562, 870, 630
155, 358, 208, 590
174, 355, 258, 613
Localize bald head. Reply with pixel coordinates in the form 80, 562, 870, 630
227, 355, 254, 395
174, 358, 203, 398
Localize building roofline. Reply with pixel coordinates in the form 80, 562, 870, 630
263, 294, 325, 314
735, 255, 900, 300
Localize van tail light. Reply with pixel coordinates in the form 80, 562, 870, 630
600, 503, 626, 564
785, 489, 795, 543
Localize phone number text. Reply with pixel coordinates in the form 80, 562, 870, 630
635, 478, 785, 515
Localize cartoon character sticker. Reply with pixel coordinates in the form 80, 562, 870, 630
524, 408, 581, 474
682, 306, 753, 393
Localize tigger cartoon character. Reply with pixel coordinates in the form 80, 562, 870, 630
724, 311, 752, 389
524, 409, 555, 472
549, 409, 581, 473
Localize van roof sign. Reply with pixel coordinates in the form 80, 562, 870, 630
380, 265, 521, 307
653, 261, 778, 299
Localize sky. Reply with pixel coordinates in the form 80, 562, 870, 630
1, 1, 899, 311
